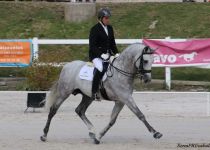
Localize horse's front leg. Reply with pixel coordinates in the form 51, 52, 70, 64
124, 95, 163, 139
95, 101, 124, 144
99, 101, 124, 139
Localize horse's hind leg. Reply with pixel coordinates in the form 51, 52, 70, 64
40, 94, 70, 142
75, 95, 97, 141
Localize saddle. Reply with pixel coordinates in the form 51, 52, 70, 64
79, 62, 109, 100
79, 62, 107, 81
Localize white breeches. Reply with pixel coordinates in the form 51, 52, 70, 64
92, 58, 103, 72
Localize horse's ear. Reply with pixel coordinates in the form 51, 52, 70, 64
143, 46, 158, 53
150, 47, 159, 53
144, 46, 149, 53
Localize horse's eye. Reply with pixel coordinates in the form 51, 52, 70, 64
144, 60, 148, 63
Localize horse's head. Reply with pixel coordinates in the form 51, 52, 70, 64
135, 46, 154, 83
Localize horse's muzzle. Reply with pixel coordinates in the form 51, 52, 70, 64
142, 74, 151, 83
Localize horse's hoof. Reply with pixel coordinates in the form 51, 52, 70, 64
153, 132, 163, 139
89, 132, 101, 144
40, 135, 47, 142
94, 138, 100, 144
89, 132, 96, 139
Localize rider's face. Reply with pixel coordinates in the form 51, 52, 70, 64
102, 16, 110, 26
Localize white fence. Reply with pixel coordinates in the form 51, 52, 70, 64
32, 37, 210, 90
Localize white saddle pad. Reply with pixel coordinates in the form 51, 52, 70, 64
79, 64, 107, 81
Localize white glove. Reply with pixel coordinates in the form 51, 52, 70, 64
115, 53, 120, 58
101, 53, 109, 60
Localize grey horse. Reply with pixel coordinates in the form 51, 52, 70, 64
40, 43, 163, 144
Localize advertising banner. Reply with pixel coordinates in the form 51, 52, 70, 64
0, 40, 32, 67
143, 39, 210, 67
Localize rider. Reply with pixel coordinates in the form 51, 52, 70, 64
89, 8, 119, 100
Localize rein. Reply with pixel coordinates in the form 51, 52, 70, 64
108, 62, 136, 78
107, 46, 153, 78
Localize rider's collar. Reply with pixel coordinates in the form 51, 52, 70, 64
99, 21, 107, 27
99, 21, 108, 36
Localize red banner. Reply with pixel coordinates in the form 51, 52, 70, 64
143, 39, 210, 67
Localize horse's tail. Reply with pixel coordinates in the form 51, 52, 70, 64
45, 81, 59, 112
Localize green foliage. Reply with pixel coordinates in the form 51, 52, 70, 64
25, 63, 61, 90
171, 67, 210, 81
1, 2, 210, 39
100, 3, 210, 38
151, 67, 210, 82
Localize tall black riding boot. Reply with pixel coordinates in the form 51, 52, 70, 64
92, 69, 102, 101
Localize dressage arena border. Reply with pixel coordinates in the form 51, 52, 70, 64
0, 91, 209, 116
